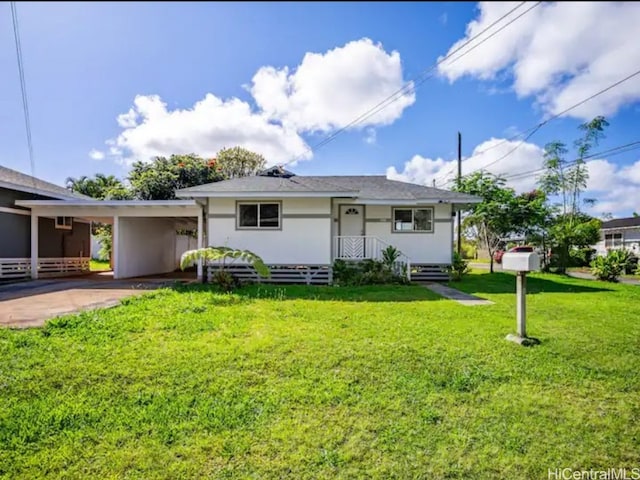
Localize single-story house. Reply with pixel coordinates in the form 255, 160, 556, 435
0, 165, 92, 280
594, 216, 640, 256
13, 166, 480, 283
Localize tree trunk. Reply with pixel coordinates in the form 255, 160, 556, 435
490, 256, 494, 273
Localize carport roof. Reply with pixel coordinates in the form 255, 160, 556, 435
14, 199, 203, 218
15, 199, 200, 207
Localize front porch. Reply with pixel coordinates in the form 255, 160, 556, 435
333, 235, 449, 282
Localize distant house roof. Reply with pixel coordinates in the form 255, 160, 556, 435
0, 165, 87, 200
176, 172, 480, 204
601, 216, 640, 230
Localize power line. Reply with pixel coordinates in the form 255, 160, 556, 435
435, 67, 640, 187
503, 140, 640, 182
10, 2, 35, 179
279, 1, 540, 167
434, 125, 543, 187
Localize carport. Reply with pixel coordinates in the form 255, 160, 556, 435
14, 200, 204, 281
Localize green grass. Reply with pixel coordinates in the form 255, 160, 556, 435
469, 258, 491, 263
1, 273, 639, 478
90, 259, 111, 271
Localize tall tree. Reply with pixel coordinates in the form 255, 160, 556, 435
216, 146, 266, 179
538, 117, 608, 272
128, 154, 224, 200
66, 174, 133, 200
456, 172, 549, 273
127, 148, 266, 200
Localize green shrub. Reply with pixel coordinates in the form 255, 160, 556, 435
460, 242, 477, 260
590, 250, 630, 282
332, 259, 408, 286
569, 247, 595, 267
381, 245, 401, 270
447, 252, 470, 281
211, 270, 239, 292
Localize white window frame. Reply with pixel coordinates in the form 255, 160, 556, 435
604, 233, 623, 248
392, 207, 434, 233
55, 216, 73, 230
236, 201, 281, 230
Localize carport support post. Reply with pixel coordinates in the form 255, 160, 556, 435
196, 210, 203, 281
112, 216, 119, 279
30, 212, 38, 279
516, 271, 526, 337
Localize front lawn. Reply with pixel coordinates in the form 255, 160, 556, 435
89, 259, 111, 271
1, 273, 639, 478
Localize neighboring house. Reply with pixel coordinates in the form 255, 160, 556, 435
594, 216, 640, 256
14, 167, 479, 283
0, 165, 91, 280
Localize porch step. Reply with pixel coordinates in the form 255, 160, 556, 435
410, 264, 450, 282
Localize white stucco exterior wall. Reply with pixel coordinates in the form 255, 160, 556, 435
333, 202, 454, 264
208, 198, 332, 265
116, 217, 177, 278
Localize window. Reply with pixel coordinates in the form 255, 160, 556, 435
344, 207, 360, 215
237, 202, 280, 229
392, 208, 433, 233
605, 233, 623, 248
55, 216, 73, 230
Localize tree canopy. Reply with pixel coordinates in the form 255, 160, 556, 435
537, 116, 607, 272
66, 173, 133, 200
455, 172, 549, 273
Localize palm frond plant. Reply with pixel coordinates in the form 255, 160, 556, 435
180, 246, 270, 288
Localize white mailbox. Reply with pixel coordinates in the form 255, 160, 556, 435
502, 252, 540, 272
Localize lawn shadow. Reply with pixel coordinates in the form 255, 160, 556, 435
456, 272, 613, 295
175, 283, 444, 303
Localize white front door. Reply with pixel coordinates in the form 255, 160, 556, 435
339, 205, 365, 258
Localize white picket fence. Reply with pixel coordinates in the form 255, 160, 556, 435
0, 257, 90, 280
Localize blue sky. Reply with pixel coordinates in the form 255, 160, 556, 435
1, 2, 639, 215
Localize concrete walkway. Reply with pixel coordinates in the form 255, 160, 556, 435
0, 275, 193, 328
422, 282, 494, 306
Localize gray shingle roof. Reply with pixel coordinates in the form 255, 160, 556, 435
0, 165, 87, 200
176, 174, 479, 203
601, 217, 640, 229
177, 175, 356, 193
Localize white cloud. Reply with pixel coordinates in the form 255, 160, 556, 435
388, 139, 640, 217
585, 158, 640, 215
107, 94, 310, 166
99, 38, 413, 166
438, 2, 640, 119
117, 108, 138, 128
364, 128, 377, 145
250, 38, 415, 132
88, 149, 105, 160
387, 138, 545, 193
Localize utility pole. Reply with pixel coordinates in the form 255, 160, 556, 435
457, 132, 462, 256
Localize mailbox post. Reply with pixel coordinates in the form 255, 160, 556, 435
502, 252, 541, 346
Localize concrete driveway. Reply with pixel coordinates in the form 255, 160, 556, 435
0, 273, 193, 328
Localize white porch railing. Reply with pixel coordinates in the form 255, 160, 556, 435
0, 257, 90, 280
38, 257, 90, 277
0, 258, 31, 280
333, 236, 411, 280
